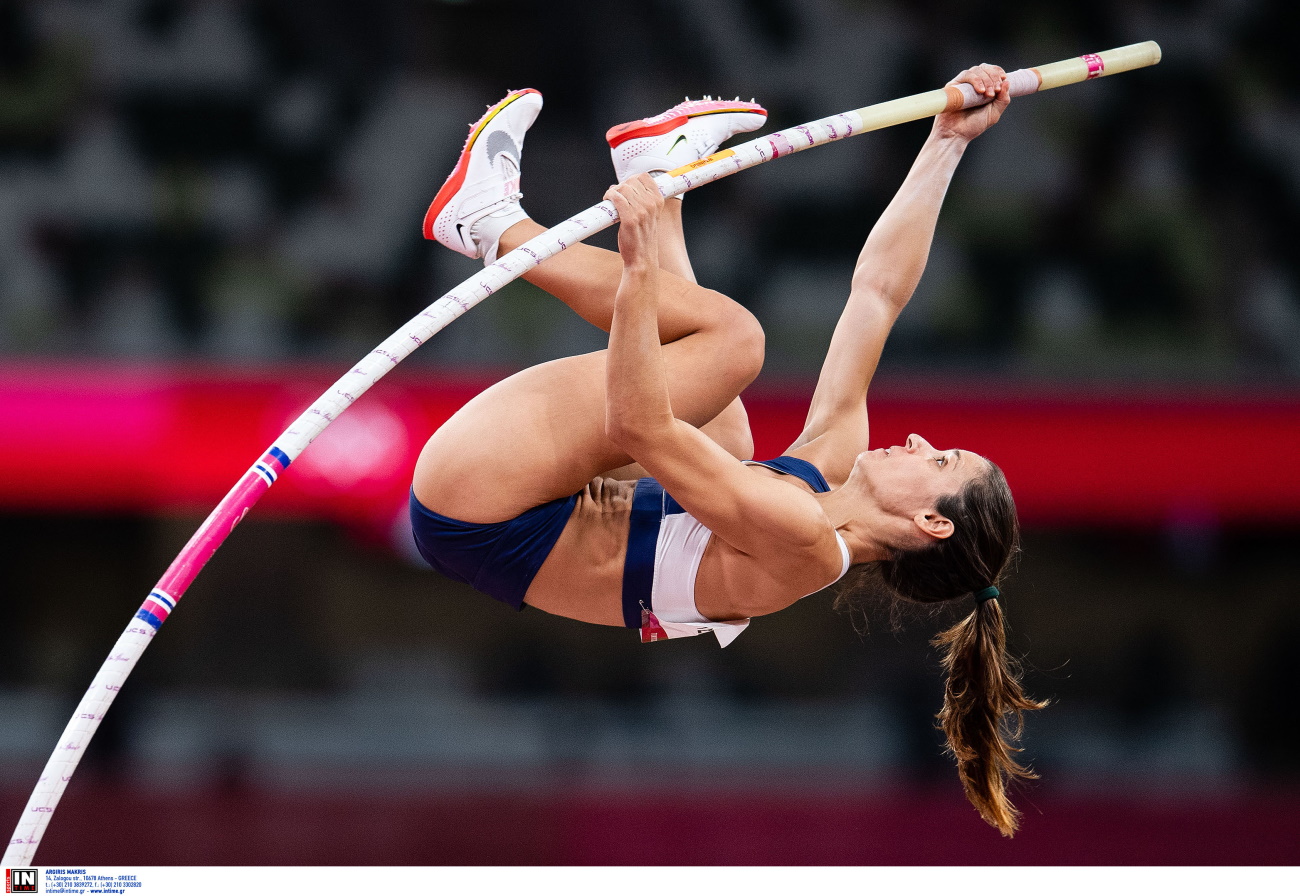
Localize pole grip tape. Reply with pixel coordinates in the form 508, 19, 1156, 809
942, 67, 1044, 111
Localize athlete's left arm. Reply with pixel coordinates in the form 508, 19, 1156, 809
790, 66, 1010, 468
603, 177, 834, 568
603, 175, 675, 447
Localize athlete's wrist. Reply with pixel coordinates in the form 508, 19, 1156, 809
927, 126, 971, 150
620, 255, 659, 276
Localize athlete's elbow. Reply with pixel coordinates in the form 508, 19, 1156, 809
850, 275, 912, 315
604, 413, 635, 448
604, 410, 666, 452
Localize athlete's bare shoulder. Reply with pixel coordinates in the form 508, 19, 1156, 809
778, 435, 862, 490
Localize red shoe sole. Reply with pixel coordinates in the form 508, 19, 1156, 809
423, 88, 541, 241
605, 114, 688, 149
606, 102, 768, 149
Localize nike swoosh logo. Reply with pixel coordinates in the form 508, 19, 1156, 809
668, 134, 689, 154
485, 130, 520, 166
456, 222, 468, 248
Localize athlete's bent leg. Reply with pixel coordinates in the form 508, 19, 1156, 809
415, 90, 763, 523
415, 310, 763, 523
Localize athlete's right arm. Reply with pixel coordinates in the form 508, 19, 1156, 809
790, 66, 1010, 474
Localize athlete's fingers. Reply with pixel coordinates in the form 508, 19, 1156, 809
606, 180, 639, 203
975, 63, 1007, 95
948, 66, 983, 95
963, 65, 990, 96
604, 183, 630, 211
607, 176, 662, 221
949, 64, 1007, 98
994, 79, 1012, 110
630, 174, 664, 209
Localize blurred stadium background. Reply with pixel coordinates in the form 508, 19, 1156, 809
1, 0, 1298, 865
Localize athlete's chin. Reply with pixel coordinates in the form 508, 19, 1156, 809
854, 448, 884, 469
849, 451, 878, 485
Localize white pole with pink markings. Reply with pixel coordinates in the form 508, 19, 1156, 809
4, 41, 1159, 865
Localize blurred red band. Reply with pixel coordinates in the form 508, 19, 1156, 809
2, 361, 1295, 530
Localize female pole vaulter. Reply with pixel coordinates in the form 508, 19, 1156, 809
412, 65, 1045, 836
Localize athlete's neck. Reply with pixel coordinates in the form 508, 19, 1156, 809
814, 485, 905, 566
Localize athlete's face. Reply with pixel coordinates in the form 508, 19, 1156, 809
852, 434, 987, 538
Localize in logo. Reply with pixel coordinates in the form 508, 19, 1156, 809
5, 868, 38, 893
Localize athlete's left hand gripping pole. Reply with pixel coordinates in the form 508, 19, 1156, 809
4, 40, 1159, 865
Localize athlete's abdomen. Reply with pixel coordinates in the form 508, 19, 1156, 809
523, 477, 636, 626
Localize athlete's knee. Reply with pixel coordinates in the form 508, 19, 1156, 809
719, 298, 765, 386
707, 398, 754, 461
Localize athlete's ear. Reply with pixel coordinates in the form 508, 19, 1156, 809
912, 510, 954, 540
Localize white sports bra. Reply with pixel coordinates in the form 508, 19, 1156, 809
646, 510, 852, 647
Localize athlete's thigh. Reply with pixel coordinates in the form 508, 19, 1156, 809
413, 343, 750, 523
600, 396, 752, 480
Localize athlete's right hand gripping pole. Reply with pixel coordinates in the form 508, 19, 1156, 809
649, 41, 1162, 198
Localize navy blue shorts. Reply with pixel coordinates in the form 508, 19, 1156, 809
412, 457, 826, 625
409, 490, 578, 610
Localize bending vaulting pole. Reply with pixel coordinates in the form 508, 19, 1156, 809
4, 40, 1160, 866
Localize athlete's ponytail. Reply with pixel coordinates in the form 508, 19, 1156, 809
933, 594, 1047, 836
835, 459, 1047, 836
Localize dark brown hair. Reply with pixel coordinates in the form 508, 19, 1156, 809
836, 460, 1047, 836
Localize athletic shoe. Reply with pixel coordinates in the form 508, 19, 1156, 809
424, 88, 542, 260
606, 97, 766, 183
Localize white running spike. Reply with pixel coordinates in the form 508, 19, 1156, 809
423, 88, 542, 259
605, 97, 768, 183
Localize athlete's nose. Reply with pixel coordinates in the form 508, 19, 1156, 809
906, 434, 930, 453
